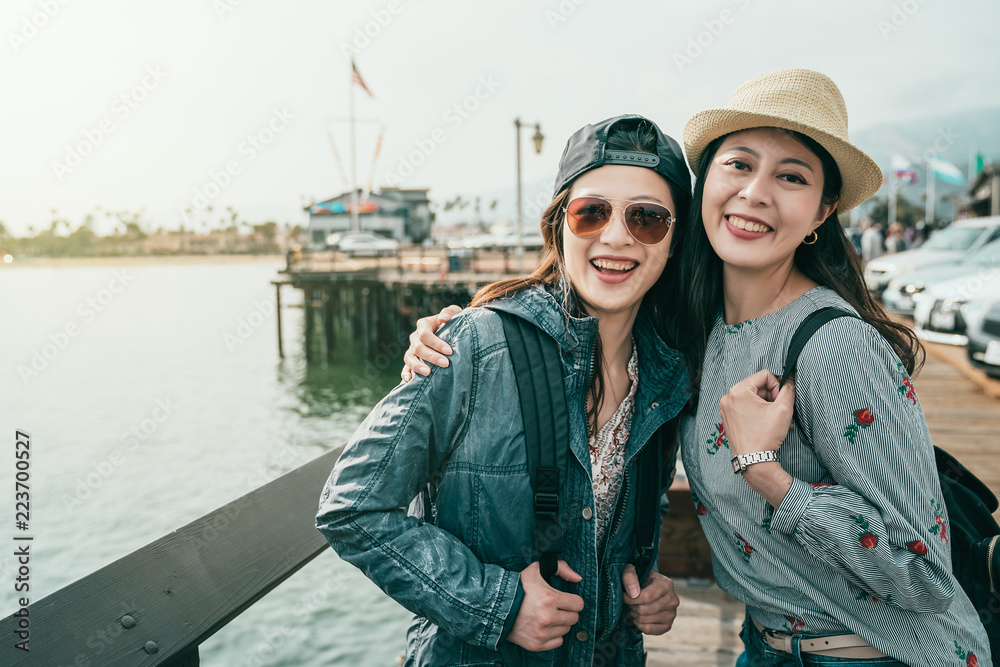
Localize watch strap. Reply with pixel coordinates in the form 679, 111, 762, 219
731, 450, 780, 474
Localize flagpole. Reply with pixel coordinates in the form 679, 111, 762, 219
350, 59, 359, 233
925, 162, 935, 227
888, 180, 897, 227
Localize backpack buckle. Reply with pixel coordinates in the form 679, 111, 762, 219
534, 491, 559, 517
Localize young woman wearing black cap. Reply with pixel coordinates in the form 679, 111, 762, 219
317, 115, 693, 666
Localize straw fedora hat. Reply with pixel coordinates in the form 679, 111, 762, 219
683, 68, 882, 213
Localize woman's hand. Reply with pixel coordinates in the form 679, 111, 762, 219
507, 561, 585, 652
401, 305, 462, 382
719, 369, 795, 507
621, 564, 679, 635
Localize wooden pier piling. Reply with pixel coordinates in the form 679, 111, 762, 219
279, 249, 532, 365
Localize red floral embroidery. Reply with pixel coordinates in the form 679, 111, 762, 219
897, 362, 918, 405
761, 505, 774, 534
783, 616, 805, 633
844, 409, 874, 444
955, 641, 977, 667
855, 588, 893, 605
734, 532, 753, 562
691, 490, 707, 516
852, 514, 878, 549
907, 540, 929, 555
929, 499, 948, 543
812, 482, 832, 489
705, 422, 730, 455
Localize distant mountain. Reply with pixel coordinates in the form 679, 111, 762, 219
852, 108, 1000, 218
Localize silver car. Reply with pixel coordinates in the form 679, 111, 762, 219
966, 300, 1000, 378
865, 216, 1000, 294
913, 270, 1000, 345
882, 238, 1000, 316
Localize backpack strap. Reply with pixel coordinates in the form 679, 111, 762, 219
492, 309, 569, 582
781, 307, 859, 390
634, 422, 675, 579
781, 307, 859, 450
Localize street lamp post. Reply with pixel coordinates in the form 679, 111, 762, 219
515, 118, 544, 272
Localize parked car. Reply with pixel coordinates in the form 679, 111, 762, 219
913, 272, 1000, 345
326, 232, 400, 257
864, 216, 1000, 295
966, 300, 1000, 379
882, 237, 1000, 316
447, 232, 545, 251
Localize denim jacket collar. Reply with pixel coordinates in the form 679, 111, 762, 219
486, 284, 690, 430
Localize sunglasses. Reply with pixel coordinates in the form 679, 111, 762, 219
564, 196, 675, 245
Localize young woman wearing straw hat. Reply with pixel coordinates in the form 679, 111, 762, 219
672, 67, 989, 666
318, 115, 694, 666
401, 69, 991, 665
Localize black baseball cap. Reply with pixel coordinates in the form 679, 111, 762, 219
553, 114, 691, 199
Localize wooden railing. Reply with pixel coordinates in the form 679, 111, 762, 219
0, 447, 711, 666
0, 447, 344, 666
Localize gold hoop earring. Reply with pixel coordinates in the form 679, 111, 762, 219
802, 231, 818, 245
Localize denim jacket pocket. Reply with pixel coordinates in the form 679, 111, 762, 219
436, 466, 536, 570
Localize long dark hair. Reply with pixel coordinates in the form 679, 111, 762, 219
661, 129, 923, 395
471, 120, 691, 433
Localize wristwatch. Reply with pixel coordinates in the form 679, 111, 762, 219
731, 451, 780, 474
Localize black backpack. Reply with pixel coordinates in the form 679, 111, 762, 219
491, 309, 665, 583
783, 307, 1000, 654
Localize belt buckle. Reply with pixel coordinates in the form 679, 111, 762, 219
763, 628, 794, 654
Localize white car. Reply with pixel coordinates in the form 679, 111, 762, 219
882, 238, 1000, 316
328, 232, 400, 257
912, 269, 1000, 345
864, 217, 1000, 294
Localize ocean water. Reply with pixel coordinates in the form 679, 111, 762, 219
0, 257, 413, 665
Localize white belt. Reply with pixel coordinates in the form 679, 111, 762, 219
752, 617, 888, 660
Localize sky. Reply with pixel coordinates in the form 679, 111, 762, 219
2, 0, 999, 237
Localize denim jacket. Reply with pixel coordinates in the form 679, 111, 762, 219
315, 285, 690, 666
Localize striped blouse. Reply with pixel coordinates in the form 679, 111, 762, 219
680, 286, 991, 667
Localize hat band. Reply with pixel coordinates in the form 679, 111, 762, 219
603, 150, 659, 167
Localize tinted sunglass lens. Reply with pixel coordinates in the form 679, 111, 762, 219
568, 198, 612, 237
625, 204, 671, 244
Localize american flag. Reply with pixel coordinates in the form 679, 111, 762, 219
352, 59, 374, 98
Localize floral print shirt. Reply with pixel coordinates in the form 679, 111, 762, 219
590, 342, 638, 549
680, 287, 990, 667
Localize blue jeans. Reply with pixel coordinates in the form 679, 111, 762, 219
735, 612, 907, 667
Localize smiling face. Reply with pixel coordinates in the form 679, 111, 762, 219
701, 128, 836, 274
561, 164, 674, 321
